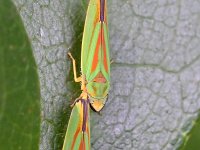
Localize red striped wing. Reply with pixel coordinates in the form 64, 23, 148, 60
62, 99, 90, 150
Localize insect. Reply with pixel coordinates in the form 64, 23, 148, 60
62, 0, 110, 149
62, 99, 90, 150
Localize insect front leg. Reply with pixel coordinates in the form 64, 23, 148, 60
68, 52, 82, 82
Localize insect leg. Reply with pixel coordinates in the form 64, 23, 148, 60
68, 52, 82, 82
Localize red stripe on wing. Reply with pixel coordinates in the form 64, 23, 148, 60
79, 136, 86, 150
71, 127, 81, 149
91, 30, 101, 72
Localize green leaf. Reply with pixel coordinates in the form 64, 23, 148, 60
0, 0, 40, 150
178, 113, 200, 150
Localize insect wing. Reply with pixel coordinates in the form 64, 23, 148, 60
62, 100, 90, 150
81, 0, 110, 82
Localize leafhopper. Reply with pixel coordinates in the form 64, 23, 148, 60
62, 0, 110, 149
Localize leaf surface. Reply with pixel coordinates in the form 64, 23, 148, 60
0, 0, 40, 149
13, 0, 200, 149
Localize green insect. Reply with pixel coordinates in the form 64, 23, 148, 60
62, 0, 110, 149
